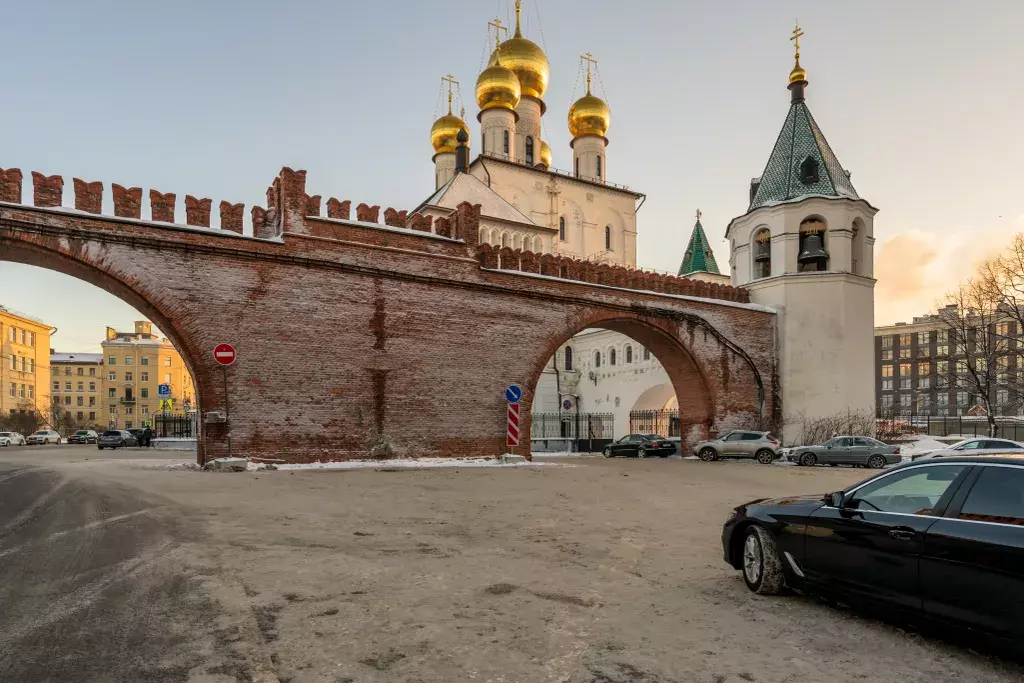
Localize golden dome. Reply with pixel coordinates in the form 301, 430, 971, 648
476, 61, 521, 113
488, 30, 549, 100
568, 94, 610, 138
539, 140, 552, 168
789, 58, 807, 84
431, 113, 469, 155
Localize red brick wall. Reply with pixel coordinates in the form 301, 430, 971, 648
0, 165, 776, 464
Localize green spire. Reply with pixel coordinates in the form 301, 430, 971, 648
678, 212, 720, 276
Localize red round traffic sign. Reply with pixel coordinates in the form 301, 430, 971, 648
213, 343, 237, 366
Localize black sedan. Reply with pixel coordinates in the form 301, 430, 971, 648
722, 456, 1024, 643
603, 434, 676, 458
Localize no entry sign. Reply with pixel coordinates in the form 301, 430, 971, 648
506, 402, 521, 447
213, 343, 237, 366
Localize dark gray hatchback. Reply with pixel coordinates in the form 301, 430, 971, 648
97, 430, 138, 449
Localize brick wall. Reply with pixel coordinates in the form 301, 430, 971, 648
0, 165, 777, 463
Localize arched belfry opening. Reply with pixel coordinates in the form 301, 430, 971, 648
797, 216, 829, 272
753, 229, 772, 279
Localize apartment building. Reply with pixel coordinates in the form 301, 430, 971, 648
0, 305, 53, 418
101, 322, 195, 429
50, 352, 104, 427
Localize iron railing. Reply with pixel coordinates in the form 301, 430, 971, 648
630, 410, 680, 437
877, 409, 1024, 440
154, 411, 198, 438
530, 412, 614, 452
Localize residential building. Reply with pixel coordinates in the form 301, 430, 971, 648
0, 305, 53, 419
49, 352, 104, 427
101, 321, 195, 429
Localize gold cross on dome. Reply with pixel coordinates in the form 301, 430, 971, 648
489, 17, 508, 48
791, 22, 804, 57
581, 52, 599, 94
441, 74, 459, 114
696, 209, 702, 220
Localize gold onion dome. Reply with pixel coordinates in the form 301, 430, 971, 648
789, 58, 807, 84
487, 9, 549, 101
476, 60, 521, 112
539, 140, 552, 167
431, 113, 469, 155
568, 94, 610, 138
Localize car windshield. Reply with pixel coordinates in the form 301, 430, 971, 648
102, 431, 121, 436
644, 435, 660, 440
31, 431, 48, 435
74, 431, 89, 435
0, 432, 10, 437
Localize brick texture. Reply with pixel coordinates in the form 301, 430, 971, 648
150, 190, 176, 222
0, 165, 776, 465
0, 168, 23, 203
112, 184, 142, 218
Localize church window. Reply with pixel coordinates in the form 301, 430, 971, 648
609, 348, 616, 366
559, 217, 566, 241
503, 130, 509, 155
564, 346, 573, 371
643, 348, 650, 361
525, 136, 534, 165
594, 351, 601, 368
625, 345, 632, 363
596, 155, 602, 179
605, 226, 611, 251
798, 156, 820, 185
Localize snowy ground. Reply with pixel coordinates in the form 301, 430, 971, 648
250, 457, 569, 472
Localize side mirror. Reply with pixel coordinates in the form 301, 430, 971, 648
825, 491, 845, 508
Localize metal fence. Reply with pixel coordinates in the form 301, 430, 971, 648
531, 412, 614, 453
154, 411, 198, 438
629, 410, 680, 437
877, 411, 1024, 441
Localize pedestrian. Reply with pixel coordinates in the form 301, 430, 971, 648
143, 425, 154, 448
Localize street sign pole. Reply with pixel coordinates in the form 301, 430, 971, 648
213, 344, 237, 460
504, 383, 524, 459
223, 365, 231, 459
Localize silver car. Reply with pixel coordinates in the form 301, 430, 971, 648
910, 437, 1024, 461
26, 430, 62, 445
693, 430, 783, 464
787, 436, 901, 469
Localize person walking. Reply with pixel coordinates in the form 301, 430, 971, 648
143, 425, 154, 448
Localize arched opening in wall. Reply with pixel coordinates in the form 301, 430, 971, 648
501, 231, 511, 248
851, 218, 865, 275
753, 228, 772, 279
797, 216, 829, 272
528, 321, 718, 455
0, 249, 204, 458
512, 233, 523, 250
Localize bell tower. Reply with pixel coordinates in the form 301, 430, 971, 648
726, 25, 877, 440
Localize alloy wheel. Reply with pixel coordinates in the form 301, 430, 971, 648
743, 534, 763, 584
868, 455, 886, 469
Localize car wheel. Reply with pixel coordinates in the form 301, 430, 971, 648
742, 526, 785, 595
637, 447, 646, 459
603, 447, 613, 458
119, 440, 126, 448
799, 452, 817, 467
868, 455, 887, 469
755, 449, 775, 465
97, 446, 104, 450
698, 447, 717, 462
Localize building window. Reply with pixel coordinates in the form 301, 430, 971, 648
89, 367, 96, 376
52, 381, 59, 391
899, 347, 911, 359
164, 357, 171, 367
64, 395, 70, 405
77, 367, 83, 376
997, 389, 1009, 406
575, 157, 579, 177
108, 356, 116, 365
918, 377, 931, 389
564, 346, 573, 371
596, 155, 602, 179
65, 382, 72, 391
7, 383, 14, 398
594, 351, 601, 368
109, 405, 116, 416
609, 348, 617, 366
108, 388, 116, 398
643, 348, 650, 361
19, 329, 25, 345
142, 405, 150, 416
140, 356, 149, 366
937, 330, 948, 343
6, 328, 12, 342
108, 372, 116, 381
881, 379, 893, 391
141, 372, 149, 382
27, 385, 33, 399
899, 333, 912, 347
918, 361, 930, 376
559, 217, 565, 241
996, 322, 1010, 338
125, 406, 133, 415
936, 344, 948, 356
899, 363, 912, 389
141, 388, 149, 399
125, 372, 133, 382
503, 130, 509, 155
525, 136, 534, 165
937, 392, 948, 406
164, 373, 171, 383
89, 397, 95, 407
625, 345, 632, 363
77, 382, 83, 391
881, 350, 893, 361
89, 382, 95, 392
880, 395, 894, 408
89, 412, 96, 421
125, 356, 133, 365
77, 396, 83, 406
881, 365, 893, 378
605, 226, 611, 251
899, 394, 912, 408
956, 392, 969, 407
27, 359, 34, 373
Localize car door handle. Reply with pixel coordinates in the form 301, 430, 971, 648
888, 528, 916, 540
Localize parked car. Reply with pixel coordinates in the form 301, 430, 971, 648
97, 430, 138, 449
0, 431, 26, 446
603, 434, 676, 458
910, 437, 1024, 461
127, 428, 145, 441
68, 430, 99, 444
788, 436, 901, 469
693, 431, 782, 464
26, 430, 62, 445
722, 456, 1024, 643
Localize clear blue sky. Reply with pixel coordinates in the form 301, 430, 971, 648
2, 0, 1023, 350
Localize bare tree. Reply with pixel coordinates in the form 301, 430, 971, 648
986, 235, 1024, 402
937, 279, 1007, 437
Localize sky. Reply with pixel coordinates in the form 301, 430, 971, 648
1, 0, 1023, 351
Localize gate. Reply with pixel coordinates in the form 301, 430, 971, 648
629, 410, 680, 437
531, 412, 614, 453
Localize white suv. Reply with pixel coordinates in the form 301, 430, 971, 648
26, 430, 62, 445
0, 431, 26, 446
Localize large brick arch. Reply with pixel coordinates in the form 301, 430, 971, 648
0, 165, 778, 463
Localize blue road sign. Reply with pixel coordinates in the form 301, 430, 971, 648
505, 384, 522, 403
157, 383, 171, 398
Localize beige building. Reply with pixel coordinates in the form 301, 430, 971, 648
0, 305, 53, 419
50, 353, 104, 427
100, 322, 195, 429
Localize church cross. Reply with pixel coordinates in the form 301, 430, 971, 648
581, 52, 599, 94
695, 209, 702, 220
489, 17, 508, 49
791, 22, 804, 57
441, 74, 459, 115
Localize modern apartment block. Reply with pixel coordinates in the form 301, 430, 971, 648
50, 353, 104, 427
0, 305, 53, 418
875, 306, 1023, 417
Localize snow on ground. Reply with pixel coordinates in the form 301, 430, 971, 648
250, 457, 570, 472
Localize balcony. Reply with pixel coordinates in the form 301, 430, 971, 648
119, 397, 136, 405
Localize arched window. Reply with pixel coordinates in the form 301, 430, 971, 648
594, 350, 601, 368
798, 217, 829, 273
753, 229, 772, 280
596, 155, 602, 179
525, 136, 534, 165
625, 345, 632, 363
609, 348, 617, 366
559, 217, 566, 241
479, 227, 488, 243
503, 130, 510, 155
512, 233, 522, 250
605, 225, 612, 251
643, 348, 651, 361
501, 232, 511, 248
564, 346, 573, 371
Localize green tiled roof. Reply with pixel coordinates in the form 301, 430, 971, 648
678, 219, 720, 276
748, 100, 858, 210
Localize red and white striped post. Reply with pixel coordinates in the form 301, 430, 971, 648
507, 402, 520, 448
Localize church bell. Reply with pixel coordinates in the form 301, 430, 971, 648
754, 240, 771, 263
798, 232, 829, 265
